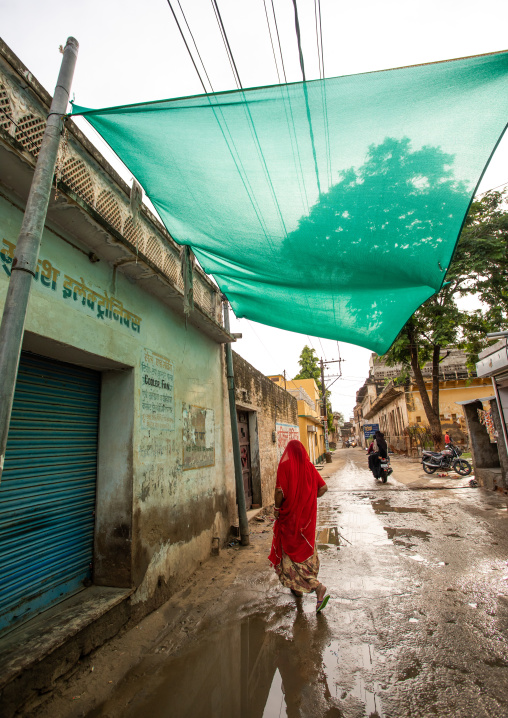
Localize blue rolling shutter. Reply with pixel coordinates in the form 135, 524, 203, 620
0, 352, 100, 634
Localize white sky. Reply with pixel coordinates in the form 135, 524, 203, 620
2, 0, 507, 419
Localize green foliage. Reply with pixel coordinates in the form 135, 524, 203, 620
294, 345, 335, 430
294, 345, 320, 383
383, 189, 508, 445
385, 189, 508, 372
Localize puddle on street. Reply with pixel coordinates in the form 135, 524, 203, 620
372, 499, 428, 515
384, 528, 431, 542
316, 527, 342, 548
88, 612, 383, 718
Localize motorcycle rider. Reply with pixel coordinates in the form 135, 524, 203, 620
368, 430, 388, 478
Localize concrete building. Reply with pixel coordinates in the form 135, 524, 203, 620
458, 338, 508, 490
0, 39, 240, 710
267, 375, 326, 463
233, 355, 298, 509
354, 349, 492, 452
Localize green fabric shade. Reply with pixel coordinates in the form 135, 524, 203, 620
72, 51, 508, 353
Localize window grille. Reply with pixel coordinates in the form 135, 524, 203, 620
96, 189, 122, 232
62, 157, 95, 206
14, 114, 46, 157
0, 84, 13, 132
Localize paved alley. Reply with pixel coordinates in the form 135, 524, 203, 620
34, 449, 508, 718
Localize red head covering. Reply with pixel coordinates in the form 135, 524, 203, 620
268, 440, 325, 566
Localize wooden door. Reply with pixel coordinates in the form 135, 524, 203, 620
237, 410, 253, 510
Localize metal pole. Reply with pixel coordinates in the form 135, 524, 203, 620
223, 299, 249, 546
320, 359, 330, 453
0, 37, 79, 480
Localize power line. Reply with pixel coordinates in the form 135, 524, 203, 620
165, 0, 277, 262
315, 0, 332, 189
177, 0, 215, 92
476, 180, 508, 197
246, 319, 280, 367
262, 0, 281, 84
290, 0, 322, 197
262, 0, 309, 214
210, 0, 242, 89
271, 0, 287, 83
166, 0, 209, 94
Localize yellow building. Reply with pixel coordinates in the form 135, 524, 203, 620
267, 375, 326, 463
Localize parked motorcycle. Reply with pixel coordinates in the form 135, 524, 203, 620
422, 442, 471, 476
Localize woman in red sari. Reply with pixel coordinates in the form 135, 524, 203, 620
268, 440, 330, 612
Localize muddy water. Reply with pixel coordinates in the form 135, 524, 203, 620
87, 454, 508, 718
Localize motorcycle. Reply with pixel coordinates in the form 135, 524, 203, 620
368, 453, 393, 483
377, 456, 393, 483
422, 442, 471, 476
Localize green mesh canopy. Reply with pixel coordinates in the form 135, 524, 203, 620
72, 51, 508, 353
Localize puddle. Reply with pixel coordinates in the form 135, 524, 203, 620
89, 613, 386, 718
316, 527, 342, 546
372, 499, 427, 515
384, 528, 431, 542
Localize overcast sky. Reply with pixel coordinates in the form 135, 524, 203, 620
2, 0, 507, 419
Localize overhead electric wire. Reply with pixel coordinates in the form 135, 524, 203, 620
261, 0, 309, 214
262, 0, 281, 84
315, 0, 332, 189
291, 0, 322, 197
210, 0, 289, 240
166, 0, 275, 258
210, 0, 242, 89
166, 0, 209, 94
177, 0, 215, 92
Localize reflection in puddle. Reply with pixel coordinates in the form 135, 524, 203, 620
317, 527, 341, 546
372, 499, 427, 515
384, 528, 431, 542
89, 612, 383, 718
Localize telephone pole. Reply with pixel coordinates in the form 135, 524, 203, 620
0, 37, 79, 481
320, 358, 330, 453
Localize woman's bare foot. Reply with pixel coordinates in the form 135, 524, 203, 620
315, 583, 330, 612
316, 583, 326, 602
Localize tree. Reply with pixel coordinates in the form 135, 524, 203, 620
384, 189, 508, 448
294, 346, 335, 431
294, 345, 320, 383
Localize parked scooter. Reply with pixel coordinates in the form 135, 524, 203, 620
422, 441, 471, 476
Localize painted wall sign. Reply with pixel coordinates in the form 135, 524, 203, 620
1, 238, 142, 333
363, 423, 379, 440
276, 422, 300, 461
183, 404, 215, 470
140, 349, 174, 431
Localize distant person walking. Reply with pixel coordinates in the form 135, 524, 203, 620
444, 431, 451, 445
268, 440, 330, 612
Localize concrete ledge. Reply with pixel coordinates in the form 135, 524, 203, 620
247, 507, 264, 522
475, 467, 505, 491
0, 586, 132, 718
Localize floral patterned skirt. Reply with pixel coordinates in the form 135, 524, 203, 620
274, 547, 320, 593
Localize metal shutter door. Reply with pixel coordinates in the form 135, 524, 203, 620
0, 352, 100, 634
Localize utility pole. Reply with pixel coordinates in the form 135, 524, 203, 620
0, 38, 79, 481
319, 351, 346, 459
223, 298, 250, 546
320, 358, 330, 454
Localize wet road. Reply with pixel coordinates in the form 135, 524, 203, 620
87, 451, 508, 718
